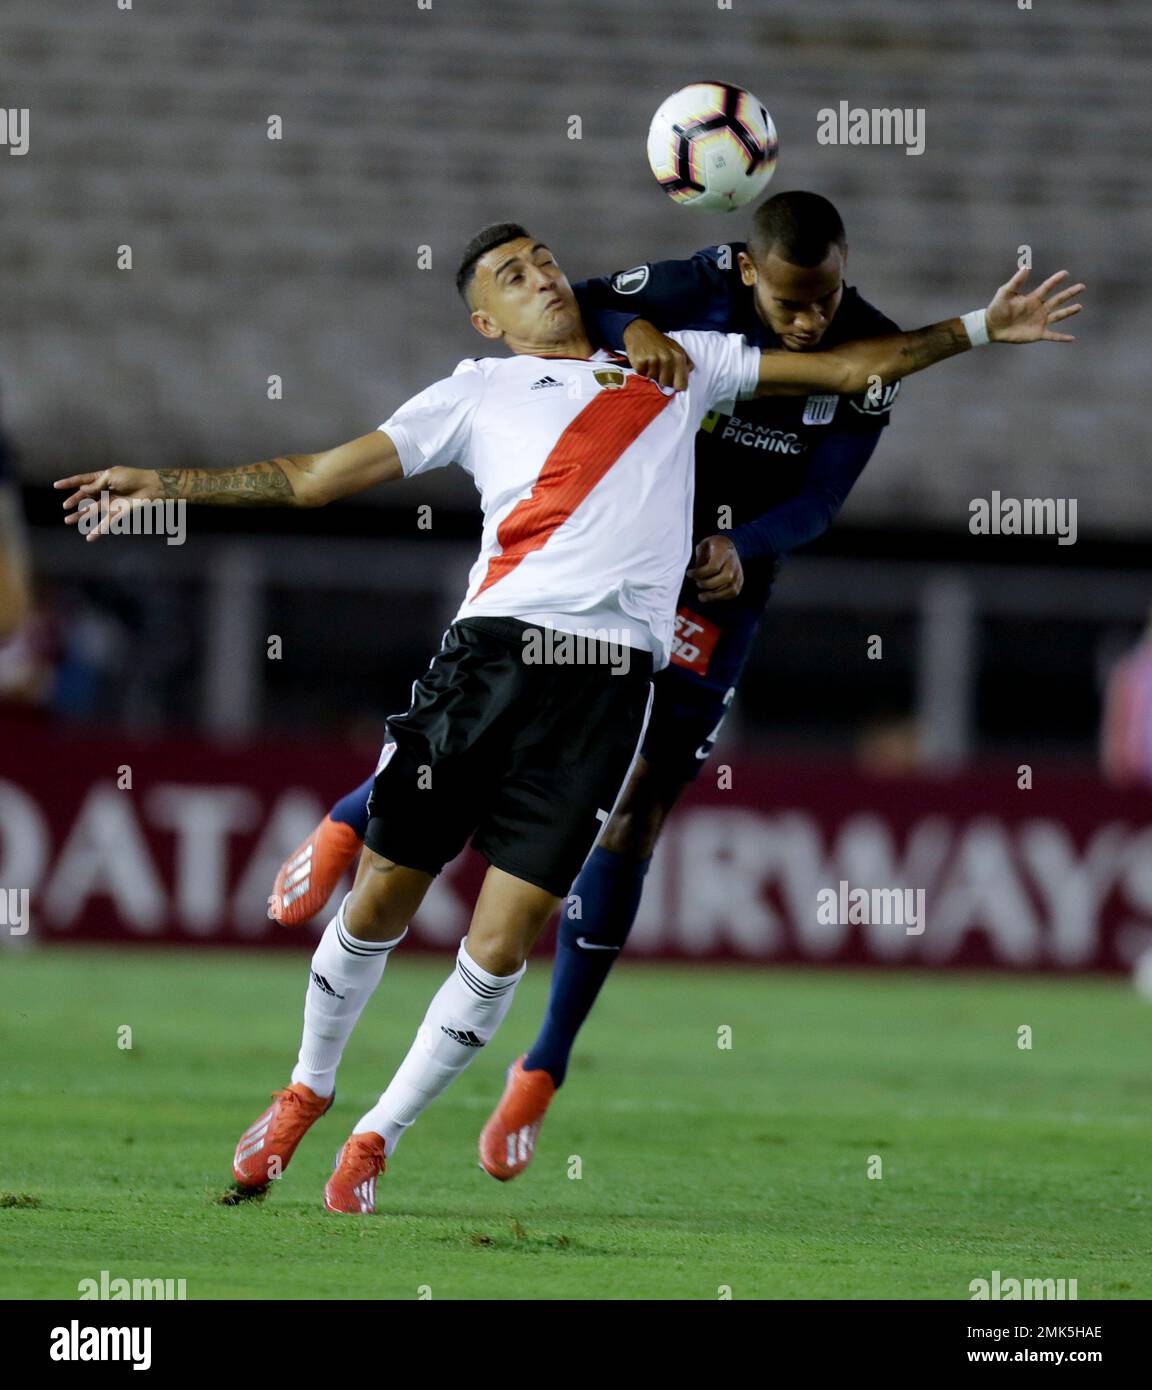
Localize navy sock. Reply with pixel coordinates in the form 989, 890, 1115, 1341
523, 846, 651, 1087
329, 775, 374, 839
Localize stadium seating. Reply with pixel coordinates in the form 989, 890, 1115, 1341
2, 0, 1145, 528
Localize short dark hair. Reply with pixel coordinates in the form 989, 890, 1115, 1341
455, 222, 531, 303
746, 191, 846, 268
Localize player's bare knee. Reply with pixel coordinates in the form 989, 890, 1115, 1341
465, 908, 535, 975
466, 866, 558, 974
466, 909, 541, 975
466, 935, 527, 978
345, 851, 425, 941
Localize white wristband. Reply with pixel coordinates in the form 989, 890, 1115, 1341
961, 308, 990, 347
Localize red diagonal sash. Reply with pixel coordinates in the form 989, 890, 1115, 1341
473, 375, 674, 598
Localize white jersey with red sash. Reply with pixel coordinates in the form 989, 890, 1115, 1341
378, 330, 761, 669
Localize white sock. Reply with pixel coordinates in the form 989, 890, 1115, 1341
290, 894, 406, 1098
353, 940, 525, 1153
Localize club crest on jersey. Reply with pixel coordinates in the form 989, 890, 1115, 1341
802, 394, 838, 426
850, 380, 900, 416
610, 265, 650, 295
593, 367, 626, 390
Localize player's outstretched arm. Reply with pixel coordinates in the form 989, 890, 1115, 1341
55, 431, 405, 541
754, 268, 1084, 398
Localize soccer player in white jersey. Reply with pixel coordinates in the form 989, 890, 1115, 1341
56, 224, 1081, 1213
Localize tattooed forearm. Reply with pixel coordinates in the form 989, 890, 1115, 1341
896, 320, 971, 371
155, 461, 297, 506
832, 318, 973, 395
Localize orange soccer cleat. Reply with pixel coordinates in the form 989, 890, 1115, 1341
324, 1133, 388, 1215
231, 1082, 334, 1190
268, 814, 363, 926
478, 1056, 557, 1181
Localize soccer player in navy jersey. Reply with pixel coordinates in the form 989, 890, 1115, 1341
481, 192, 919, 1176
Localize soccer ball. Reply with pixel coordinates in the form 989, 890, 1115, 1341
646, 81, 778, 213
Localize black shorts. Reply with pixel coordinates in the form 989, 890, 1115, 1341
364, 617, 654, 897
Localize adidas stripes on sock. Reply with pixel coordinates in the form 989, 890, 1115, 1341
353, 939, 525, 1154
290, 894, 406, 1098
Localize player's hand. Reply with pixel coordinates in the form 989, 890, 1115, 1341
622, 319, 695, 391
54, 467, 162, 541
985, 268, 1084, 344
687, 535, 743, 604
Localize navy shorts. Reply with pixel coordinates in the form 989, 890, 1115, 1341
641, 592, 762, 783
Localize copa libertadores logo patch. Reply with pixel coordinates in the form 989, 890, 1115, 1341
610, 265, 651, 295
593, 368, 626, 390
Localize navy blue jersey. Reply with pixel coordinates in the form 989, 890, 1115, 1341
575, 244, 899, 606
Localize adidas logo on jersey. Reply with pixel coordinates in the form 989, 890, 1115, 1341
530, 375, 563, 390
310, 970, 345, 999
440, 1025, 485, 1047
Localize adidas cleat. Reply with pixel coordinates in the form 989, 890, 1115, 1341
231, 1082, 334, 1190
478, 1056, 556, 1181
324, 1133, 387, 1214
269, 814, 363, 926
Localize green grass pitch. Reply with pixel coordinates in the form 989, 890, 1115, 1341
1, 947, 1149, 1300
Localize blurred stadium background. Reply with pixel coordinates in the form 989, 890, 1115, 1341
1, 0, 1150, 966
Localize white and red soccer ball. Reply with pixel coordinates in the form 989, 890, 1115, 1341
647, 81, 778, 213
